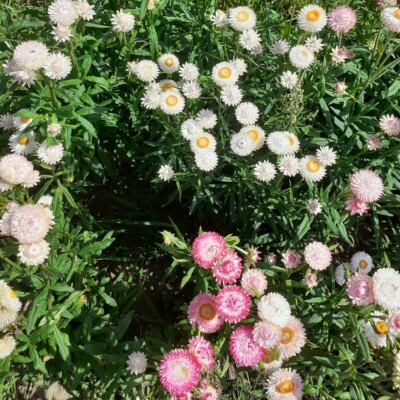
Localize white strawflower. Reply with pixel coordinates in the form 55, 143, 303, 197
111, 10, 135, 33
141, 88, 162, 110
158, 79, 179, 93
280, 71, 299, 89
9, 131, 37, 155
239, 29, 262, 51
43, 53, 72, 80
350, 251, 373, 274
221, 84, 243, 106
335, 263, 350, 285
210, 10, 228, 28
135, 60, 159, 82
381, 7, 400, 32
239, 125, 265, 150
147, 0, 157, 10
179, 62, 199, 81
250, 42, 263, 56
0, 203, 18, 234
195, 150, 218, 172
0, 335, 16, 359
196, 109, 217, 129
127, 351, 147, 375
289, 45, 315, 69
235, 102, 259, 125
126, 61, 137, 74
181, 119, 202, 140
267, 131, 300, 155
37, 142, 64, 165
12, 41, 49, 71
22, 170, 40, 189
364, 311, 389, 348
211, 62, 239, 87
254, 161, 276, 183
230, 133, 255, 156
48, 0, 79, 26
159, 92, 185, 115
190, 132, 217, 153
272, 39, 290, 55
0, 154, 36, 186
9, 68, 37, 87
37, 195, 53, 208
52, 24, 73, 42
0, 280, 22, 330
305, 36, 324, 52
157, 165, 174, 181
47, 123, 62, 137
307, 199, 322, 215
18, 240, 50, 266
278, 155, 300, 177
297, 5, 327, 32
373, 268, 400, 310
0, 178, 13, 193
257, 293, 291, 327
229, 7, 256, 31
231, 58, 247, 76
181, 81, 202, 99
316, 146, 337, 166
158, 54, 180, 74
13, 110, 32, 131
0, 114, 15, 131
299, 155, 326, 182
75, 0, 95, 21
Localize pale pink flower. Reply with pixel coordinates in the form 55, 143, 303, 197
331, 46, 351, 64
252, 320, 282, 348
246, 245, 261, 265
345, 196, 369, 215
187, 337, 215, 372
12, 41, 49, 71
304, 241, 331, 271
305, 272, 318, 288
48, 0, 79, 26
241, 269, 268, 297
266, 254, 277, 265
328, 6, 356, 32
216, 285, 251, 324
335, 81, 347, 93
192, 232, 227, 269
346, 274, 375, 306
282, 250, 301, 269
278, 317, 307, 359
212, 250, 243, 285
197, 378, 221, 400
0, 154, 36, 186
266, 368, 304, 400
366, 136, 381, 150
350, 170, 384, 203
379, 114, 400, 136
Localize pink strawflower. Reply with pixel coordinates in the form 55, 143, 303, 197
282, 250, 301, 269
212, 250, 243, 285
266, 368, 304, 400
346, 274, 375, 306
252, 320, 282, 348
335, 81, 347, 93
192, 232, 227, 269
350, 170, 384, 203
379, 114, 400, 136
366, 136, 381, 150
187, 293, 223, 333
377, 0, 397, 7
197, 378, 221, 400
304, 241, 332, 271
278, 317, 306, 360
328, 6, 356, 32
159, 349, 201, 396
389, 312, 400, 336
171, 394, 192, 400
187, 337, 214, 372
241, 268, 268, 297
305, 272, 318, 288
0, 154, 37, 186
266, 254, 277, 265
229, 325, 265, 367
331, 46, 348, 64
216, 285, 251, 324
345, 196, 369, 216
246, 245, 261, 265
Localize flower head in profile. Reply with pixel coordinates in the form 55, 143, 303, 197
345, 197, 369, 216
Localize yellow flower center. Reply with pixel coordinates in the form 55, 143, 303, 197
199, 303, 216, 320
306, 159, 321, 173
162, 83, 174, 92
237, 10, 250, 22
18, 136, 29, 145
288, 136, 295, 146
20, 116, 31, 124
164, 57, 174, 67
359, 260, 368, 270
262, 349, 275, 364
247, 129, 259, 142
376, 321, 388, 334
9, 289, 17, 299
276, 379, 294, 394
218, 67, 232, 79
197, 137, 210, 148
301, 50, 309, 58
165, 95, 178, 107
394, 9, 400, 19
176, 366, 189, 379
307, 9, 321, 22
281, 326, 296, 344
143, 65, 153, 74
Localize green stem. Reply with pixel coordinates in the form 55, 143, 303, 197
67, 40, 79, 79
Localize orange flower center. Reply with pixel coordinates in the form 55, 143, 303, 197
164, 57, 174, 67
262, 349, 275, 364
359, 260, 368, 270
165, 95, 178, 107
18, 136, 29, 145
276, 379, 294, 394
199, 303, 216, 320
20, 116, 31, 124
281, 326, 296, 344
237, 11, 250, 22
247, 129, 259, 142
162, 83, 174, 92
288, 136, 295, 146
9, 289, 17, 298
218, 67, 232, 79
394, 9, 400, 19
376, 321, 388, 334
197, 137, 210, 148
307, 9, 321, 22
306, 159, 320, 173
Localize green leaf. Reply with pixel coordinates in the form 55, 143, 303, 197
53, 325, 71, 363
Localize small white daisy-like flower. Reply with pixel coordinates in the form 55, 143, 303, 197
141, 88, 162, 110
299, 155, 326, 182
254, 161, 276, 183
37, 142, 64, 165
210, 9, 228, 28
135, 60, 160, 83
230, 133, 256, 156
195, 150, 218, 172
126, 351, 147, 375
272, 39, 290, 55
48, 0, 79, 27
297, 4, 327, 32
196, 109, 217, 129
159, 92, 185, 115
158, 54, 180, 74
364, 312, 389, 348
43, 53, 72, 80
13, 41, 49, 71
0, 335, 16, 360
379, 114, 400, 136
52, 24, 73, 42
211, 62, 239, 87
126, 61, 137, 74
111, 10, 135, 33
239, 125, 265, 150
37, 195, 53, 208
267, 131, 300, 155
157, 165, 174, 181
179, 62, 199, 81
373, 268, 400, 310
316, 146, 337, 166
351, 251, 374, 274
305, 36, 324, 52
0, 114, 15, 131
75, 0, 95, 21
258, 293, 291, 327
231, 58, 247, 76
381, 7, 400, 32
47, 122, 62, 137
235, 102, 259, 125
307, 199, 322, 215
18, 239, 50, 266
239, 29, 262, 52
13, 110, 32, 132
190, 132, 217, 153
278, 155, 300, 177
181, 80, 202, 99
9, 131, 37, 155
289, 45, 315, 69
229, 7, 257, 31
280, 71, 299, 89
221, 84, 243, 106
181, 119, 202, 140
